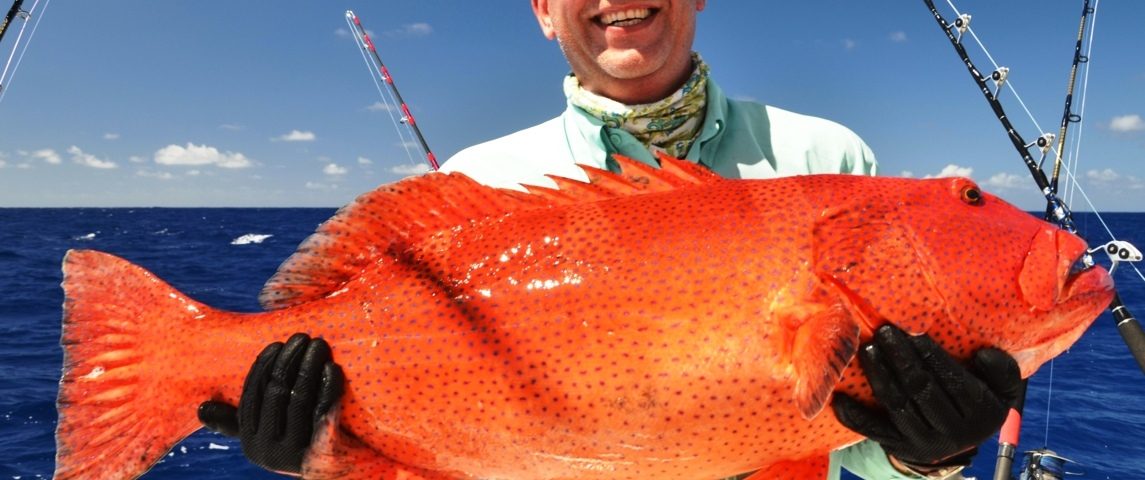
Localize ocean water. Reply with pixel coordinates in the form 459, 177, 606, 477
0, 208, 1142, 479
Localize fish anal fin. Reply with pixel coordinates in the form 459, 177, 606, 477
813, 209, 946, 335
777, 299, 860, 419
741, 455, 830, 480
303, 406, 451, 480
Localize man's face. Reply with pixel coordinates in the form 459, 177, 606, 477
532, 0, 705, 104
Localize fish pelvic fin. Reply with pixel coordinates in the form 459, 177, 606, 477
56, 250, 211, 480
303, 405, 451, 480
777, 299, 861, 420
259, 154, 722, 310
740, 455, 830, 480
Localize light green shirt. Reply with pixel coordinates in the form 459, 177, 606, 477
441, 79, 914, 480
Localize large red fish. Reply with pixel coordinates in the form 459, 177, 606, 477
55, 156, 1113, 479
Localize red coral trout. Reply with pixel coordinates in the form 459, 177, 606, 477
55, 156, 1114, 479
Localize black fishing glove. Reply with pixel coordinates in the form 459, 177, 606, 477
197, 333, 344, 475
831, 324, 1022, 470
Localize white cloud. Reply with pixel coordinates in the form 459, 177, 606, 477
154, 143, 253, 168
305, 181, 338, 190
136, 170, 174, 180
275, 130, 316, 142
842, 39, 857, 51
357, 156, 373, 165
1110, 114, 1145, 132
323, 163, 348, 176
219, 123, 244, 131
103, 133, 120, 140
984, 172, 1027, 189
924, 164, 973, 179
1087, 168, 1120, 183
30, 148, 61, 164
391, 163, 431, 176
67, 146, 117, 169
899, 171, 915, 178
367, 101, 395, 112
388, 23, 432, 37
890, 31, 908, 43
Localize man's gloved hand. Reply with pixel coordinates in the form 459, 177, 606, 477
831, 324, 1023, 469
198, 333, 344, 475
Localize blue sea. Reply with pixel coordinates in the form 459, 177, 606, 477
1, 208, 1143, 479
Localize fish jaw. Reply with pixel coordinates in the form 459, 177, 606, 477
1019, 227, 1095, 312
1011, 228, 1115, 376
1011, 267, 1113, 377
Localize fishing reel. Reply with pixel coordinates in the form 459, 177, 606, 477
1018, 449, 1078, 480
1088, 240, 1143, 275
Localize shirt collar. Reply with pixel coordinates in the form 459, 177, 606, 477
560, 76, 731, 169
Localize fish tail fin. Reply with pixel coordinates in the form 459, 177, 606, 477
55, 249, 211, 479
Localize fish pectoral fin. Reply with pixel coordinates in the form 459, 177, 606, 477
780, 303, 860, 420
739, 455, 830, 480
302, 406, 449, 480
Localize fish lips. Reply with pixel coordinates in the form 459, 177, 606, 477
1019, 227, 1114, 312
1011, 228, 1114, 376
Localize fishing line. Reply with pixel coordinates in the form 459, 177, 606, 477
921, 2, 1145, 477
345, 10, 438, 171
943, 0, 1050, 138
1065, 1, 1100, 208
348, 11, 425, 172
1043, 359, 1055, 446
0, 0, 47, 105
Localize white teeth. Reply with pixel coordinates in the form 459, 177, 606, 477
600, 8, 651, 27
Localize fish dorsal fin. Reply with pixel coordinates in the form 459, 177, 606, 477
259, 154, 721, 310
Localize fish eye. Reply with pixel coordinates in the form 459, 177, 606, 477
960, 185, 983, 205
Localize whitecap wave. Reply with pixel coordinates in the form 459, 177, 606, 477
230, 233, 273, 245
73, 232, 97, 241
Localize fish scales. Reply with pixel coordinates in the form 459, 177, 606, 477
55, 155, 1114, 479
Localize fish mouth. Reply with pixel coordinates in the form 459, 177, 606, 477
1020, 228, 1114, 312
1061, 248, 1114, 302
1011, 233, 1114, 377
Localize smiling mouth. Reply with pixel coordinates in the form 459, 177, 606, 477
597, 8, 657, 27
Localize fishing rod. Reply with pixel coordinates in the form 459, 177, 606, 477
920, 1, 1145, 478
0, 0, 49, 103
0, 0, 25, 44
345, 10, 439, 171
1046, 0, 1093, 206
920, 0, 1145, 372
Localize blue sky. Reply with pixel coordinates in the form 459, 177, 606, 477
0, 1, 1142, 210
